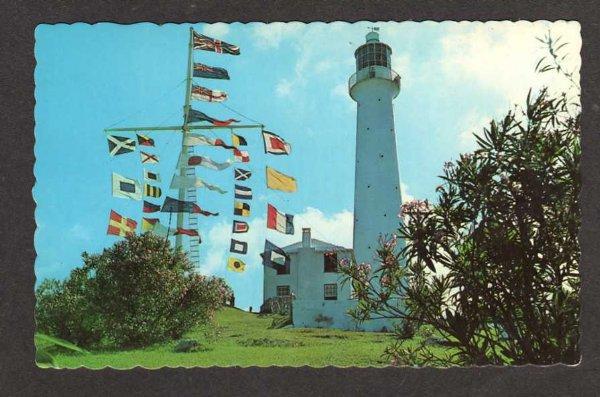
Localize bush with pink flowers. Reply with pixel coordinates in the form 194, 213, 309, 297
341, 86, 581, 366
36, 232, 232, 349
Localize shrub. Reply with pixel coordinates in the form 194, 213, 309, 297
342, 87, 580, 365
35, 333, 88, 367
269, 314, 293, 329
237, 338, 304, 348
173, 339, 209, 353
35, 273, 104, 347
36, 233, 231, 349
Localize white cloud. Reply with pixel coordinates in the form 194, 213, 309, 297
251, 22, 303, 49
69, 223, 91, 242
200, 207, 353, 277
274, 207, 354, 249
202, 23, 230, 38
330, 81, 354, 113
400, 182, 414, 204
331, 82, 347, 98
275, 78, 293, 97
201, 217, 266, 276
457, 111, 494, 151
391, 53, 411, 75
315, 59, 335, 74
439, 21, 581, 105
269, 23, 354, 102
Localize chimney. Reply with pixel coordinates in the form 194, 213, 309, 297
302, 228, 311, 248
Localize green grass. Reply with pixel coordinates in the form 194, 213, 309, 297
40, 308, 448, 368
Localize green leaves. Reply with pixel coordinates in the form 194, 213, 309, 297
342, 84, 580, 366
35, 333, 88, 354
36, 233, 231, 349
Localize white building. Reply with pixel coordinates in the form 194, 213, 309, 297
263, 31, 403, 331
263, 228, 357, 329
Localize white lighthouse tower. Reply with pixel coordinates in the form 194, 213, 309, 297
349, 30, 402, 266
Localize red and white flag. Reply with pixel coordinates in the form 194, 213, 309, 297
267, 204, 294, 235
232, 220, 249, 233
233, 148, 250, 163
174, 227, 199, 237
262, 130, 291, 155
191, 85, 228, 102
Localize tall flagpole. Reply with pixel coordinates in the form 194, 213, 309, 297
176, 27, 195, 250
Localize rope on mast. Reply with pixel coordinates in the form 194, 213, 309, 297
105, 78, 186, 129
219, 102, 263, 125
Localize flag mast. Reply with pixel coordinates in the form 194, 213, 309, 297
105, 28, 264, 264
175, 27, 195, 250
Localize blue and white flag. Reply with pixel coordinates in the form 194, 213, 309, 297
234, 185, 252, 200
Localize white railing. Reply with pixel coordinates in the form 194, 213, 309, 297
348, 65, 400, 93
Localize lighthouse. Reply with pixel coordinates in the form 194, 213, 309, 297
349, 30, 402, 266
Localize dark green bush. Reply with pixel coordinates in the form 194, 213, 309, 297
173, 339, 209, 353
237, 338, 304, 348
36, 233, 231, 349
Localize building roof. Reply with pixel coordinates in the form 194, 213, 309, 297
281, 238, 351, 254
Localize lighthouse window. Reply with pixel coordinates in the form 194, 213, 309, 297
356, 43, 390, 70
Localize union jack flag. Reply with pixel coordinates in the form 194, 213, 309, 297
193, 31, 240, 55
193, 62, 230, 80
191, 85, 228, 102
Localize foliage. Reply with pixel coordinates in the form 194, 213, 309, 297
341, 84, 580, 365
173, 339, 209, 353
237, 337, 304, 348
35, 349, 56, 368
35, 333, 88, 368
36, 233, 232, 349
45, 308, 426, 368
260, 296, 292, 315
35, 277, 103, 348
535, 31, 580, 92
269, 313, 293, 329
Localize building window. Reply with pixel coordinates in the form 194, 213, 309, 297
276, 262, 290, 275
324, 252, 338, 273
324, 284, 338, 300
277, 285, 290, 297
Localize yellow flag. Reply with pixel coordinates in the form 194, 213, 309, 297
266, 166, 297, 192
141, 218, 157, 232
227, 257, 246, 272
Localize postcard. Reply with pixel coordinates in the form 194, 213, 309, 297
34, 21, 581, 368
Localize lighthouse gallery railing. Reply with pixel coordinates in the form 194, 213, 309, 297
348, 65, 400, 92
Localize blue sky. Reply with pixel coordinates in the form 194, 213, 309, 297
34, 21, 580, 310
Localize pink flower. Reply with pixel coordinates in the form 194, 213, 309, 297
384, 234, 398, 250
461, 153, 472, 160
400, 199, 430, 216
381, 275, 391, 286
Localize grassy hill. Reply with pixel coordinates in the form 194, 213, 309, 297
43, 308, 423, 368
